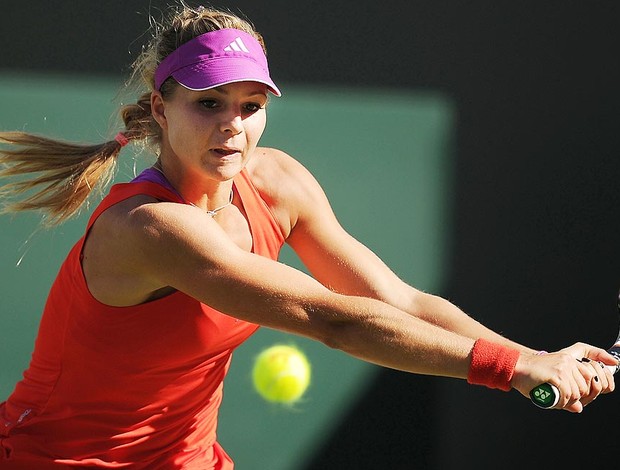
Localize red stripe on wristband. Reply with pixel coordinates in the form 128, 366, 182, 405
467, 338, 520, 391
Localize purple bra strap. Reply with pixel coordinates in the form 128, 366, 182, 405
131, 167, 185, 201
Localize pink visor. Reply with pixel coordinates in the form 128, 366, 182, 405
154, 28, 281, 97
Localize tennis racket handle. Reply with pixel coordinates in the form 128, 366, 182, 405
529, 383, 560, 409
530, 363, 617, 408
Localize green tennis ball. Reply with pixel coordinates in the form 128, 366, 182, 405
252, 344, 311, 404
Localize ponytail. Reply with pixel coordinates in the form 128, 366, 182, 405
0, 89, 158, 226
0, 131, 122, 225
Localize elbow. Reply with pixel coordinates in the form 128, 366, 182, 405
302, 300, 371, 354
315, 323, 351, 351
302, 311, 351, 351
285, 293, 383, 356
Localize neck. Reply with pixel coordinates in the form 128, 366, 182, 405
152, 160, 234, 216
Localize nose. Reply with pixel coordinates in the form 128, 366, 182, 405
219, 112, 244, 135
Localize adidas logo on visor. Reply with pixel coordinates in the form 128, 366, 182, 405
224, 37, 250, 53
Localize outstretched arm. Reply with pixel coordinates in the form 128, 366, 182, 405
254, 148, 617, 410
271, 149, 529, 351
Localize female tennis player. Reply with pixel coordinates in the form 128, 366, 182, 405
0, 3, 616, 469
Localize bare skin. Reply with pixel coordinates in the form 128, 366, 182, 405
81, 82, 616, 413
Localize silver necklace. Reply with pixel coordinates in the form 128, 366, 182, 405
195, 190, 234, 217
151, 163, 234, 217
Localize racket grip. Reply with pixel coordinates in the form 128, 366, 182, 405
529, 383, 560, 409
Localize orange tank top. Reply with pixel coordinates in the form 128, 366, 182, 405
0, 168, 285, 469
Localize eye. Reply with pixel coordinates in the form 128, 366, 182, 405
199, 99, 218, 109
244, 102, 263, 113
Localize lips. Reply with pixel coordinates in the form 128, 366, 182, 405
212, 147, 239, 156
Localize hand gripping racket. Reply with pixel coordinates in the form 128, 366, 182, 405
529, 292, 620, 409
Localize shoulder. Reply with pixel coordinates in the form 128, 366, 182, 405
84, 193, 243, 305
246, 147, 309, 183
89, 194, 207, 268
88, 193, 226, 260
245, 146, 336, 234
246, 147, 326, 202
245, 147, 327, 231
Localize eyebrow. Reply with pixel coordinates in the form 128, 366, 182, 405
211, 85, 268, 98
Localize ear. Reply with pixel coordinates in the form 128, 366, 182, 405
151, 91, 167, 130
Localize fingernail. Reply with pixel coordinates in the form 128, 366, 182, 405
581, 357, 591, 363
594, 376, 599, 382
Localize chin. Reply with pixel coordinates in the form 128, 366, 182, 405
211, 163, 245, 181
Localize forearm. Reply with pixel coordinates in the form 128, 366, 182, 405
401, 290, 538, 355
319, 293, 616, 413
303, 293, 476, 379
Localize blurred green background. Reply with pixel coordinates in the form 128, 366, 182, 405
2, 2, 620, 468
0, 73, 454, 469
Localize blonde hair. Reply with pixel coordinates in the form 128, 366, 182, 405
0, 2, 265, 225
